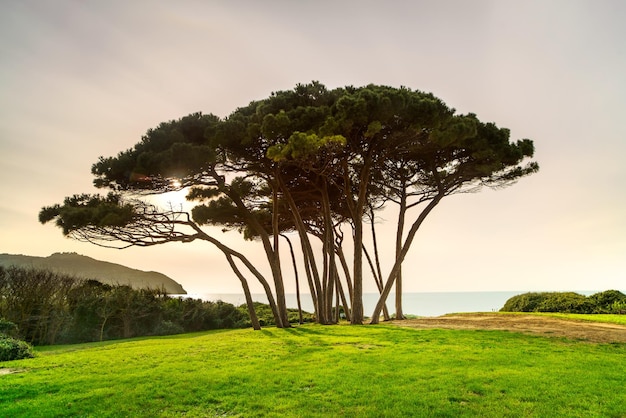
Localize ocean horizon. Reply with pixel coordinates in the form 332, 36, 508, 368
181, 291, 601, 317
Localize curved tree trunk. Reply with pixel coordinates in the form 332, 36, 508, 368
363, 244, 390, 321
192, 226, 282, 327
211, 168, 287, 328
270, 176, 290, 327
280, 179, 324, 322
371, 194, 443, 324
282, 234, 303, 324
224, 253, 261, 330
333, 262, 352, 322
336, 247, 354, 300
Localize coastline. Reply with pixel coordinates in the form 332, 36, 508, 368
175, 291, 602, 317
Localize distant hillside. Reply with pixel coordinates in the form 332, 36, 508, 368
0, 252, 186, 294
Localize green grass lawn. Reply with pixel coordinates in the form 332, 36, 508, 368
532, 312, 626, 325
484, 311, 626, 326
445, 312, 626, 328
1, 321, 625, 417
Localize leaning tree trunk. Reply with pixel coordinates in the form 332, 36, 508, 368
212, 168, 287, 328
270, 181, 290, 328
395, 189, 408, 320
371, 193, 443, 324
247, 216, 288, 327
280, 179, 324, 322
193, 226, 282, 328
332, 261, 352, 322
282, 234, 304, 324
367, 205, 395, 320
336, 246, 354, 303
224, 253, 261, 330
363, 244, 390, 321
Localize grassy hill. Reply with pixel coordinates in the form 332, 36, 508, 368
0, 252, 186, 294
1, 321, 625, 417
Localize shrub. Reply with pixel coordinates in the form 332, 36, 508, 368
2, 264, 284, 344
0, 318, 18, 338
238, 302, 315, 326
153, 320, 185, 336
501, 290, 626, 314
536, 292, 591, 313
588, 290, 626, 313
500, 292, 548, 312
609, 300, 626, 315
0, 336, 35, 362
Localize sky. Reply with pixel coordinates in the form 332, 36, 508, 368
1, 0, 624, 297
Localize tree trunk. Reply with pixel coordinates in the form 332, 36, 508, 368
321, 185, 336, 324
343, 154, 373, 325
333, 262, 351, 322
395, 189, 407, 320
369, 206, 386, 300
371, 194, 443, 324
270, 177, 290, 327
282, 234, 303, 324
336, 247, 354, 300
280, 179, 324, 321
351, 216, 364, 324
224, 253, 261, 330
212, 168, 288, 327
193, 227, 282, 327
363, 244, 390, 321
98, 298, 113, 342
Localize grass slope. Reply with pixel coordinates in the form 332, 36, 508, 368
1, 324, 625, 417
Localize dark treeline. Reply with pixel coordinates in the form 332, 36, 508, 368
0, 265, 253, 345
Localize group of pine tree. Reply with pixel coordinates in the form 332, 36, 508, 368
40, 82, 539, 329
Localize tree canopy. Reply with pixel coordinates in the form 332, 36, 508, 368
41, 82, 538, 327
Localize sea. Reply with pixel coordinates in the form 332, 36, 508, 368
179, 291, 599, 317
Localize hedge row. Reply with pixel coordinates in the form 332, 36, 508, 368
500, 290, 626, 314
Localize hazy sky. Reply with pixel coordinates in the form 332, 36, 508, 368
1, 0, 624, 296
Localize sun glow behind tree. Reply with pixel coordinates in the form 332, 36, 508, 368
40, 83, 537, 328
149, 184, 188, 212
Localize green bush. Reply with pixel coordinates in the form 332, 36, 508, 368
500, 292, 548, 312
0, 335, 35, 362
0, 319, 35, 362
238, 302, 315, 326
537, 292, 591, 313
501, 290, 626, 314
588, 290, 626, 313
609, 300, 626, 314
500, 291, 590, 313
0, 318, 18, 338
1, 265, 255, 345
153, 320, 185, 336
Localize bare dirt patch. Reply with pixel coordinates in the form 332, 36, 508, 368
390, 313, 626, 343
0, 368, 26, 376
